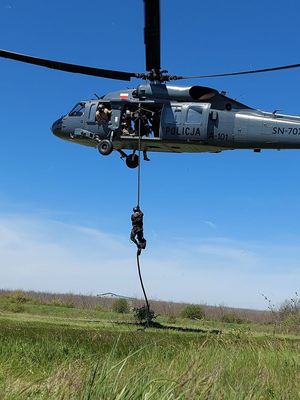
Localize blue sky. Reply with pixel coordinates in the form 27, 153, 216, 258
1, 0, 300, 309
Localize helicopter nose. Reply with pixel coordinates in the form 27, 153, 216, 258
51, 117, 63, 137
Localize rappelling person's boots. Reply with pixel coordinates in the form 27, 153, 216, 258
137, 239, 146, 256
143, 151, 150, 161
140, 238, 147, 250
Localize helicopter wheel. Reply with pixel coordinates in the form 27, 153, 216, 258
97, 139, 113, 156
126, 154, 139, 169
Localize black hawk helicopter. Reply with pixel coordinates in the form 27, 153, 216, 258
2, 0, 300, 168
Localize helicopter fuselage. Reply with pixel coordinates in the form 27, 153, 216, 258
51, 85, 300, 158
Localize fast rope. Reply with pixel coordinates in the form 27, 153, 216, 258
137, 105, 141, 208
135, 104, 151, 324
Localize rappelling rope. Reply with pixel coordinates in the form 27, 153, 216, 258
135, 104, 151, 325
137, 107, 141, 208
136, 251, 150, 313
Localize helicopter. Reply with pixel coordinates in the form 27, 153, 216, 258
2, 1, 300, 169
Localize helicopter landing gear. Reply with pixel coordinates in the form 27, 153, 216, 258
117, 150, 142, 169
97, 139, 113, 156
126, 153, 139, 169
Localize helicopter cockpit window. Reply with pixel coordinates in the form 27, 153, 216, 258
69, 102, 85, 117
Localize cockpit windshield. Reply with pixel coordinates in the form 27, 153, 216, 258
69, 102, 85, 117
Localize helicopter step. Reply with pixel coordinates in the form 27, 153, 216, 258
70, 128, 96, 140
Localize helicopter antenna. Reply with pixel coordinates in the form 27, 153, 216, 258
94, 93, 100, 99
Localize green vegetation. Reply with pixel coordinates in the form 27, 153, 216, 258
221, 311, 244, 324
180, 304, 205, 320
0, 314, 300, 399
133, 305, 156, 324
112, 298, 129, 313
0, 290, 299, 398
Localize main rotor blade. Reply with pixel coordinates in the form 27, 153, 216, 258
144, 0, 161, 72
176, 62, 300, 80
0, 49, 139, 81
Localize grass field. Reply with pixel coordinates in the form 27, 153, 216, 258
0, 294, 299, 399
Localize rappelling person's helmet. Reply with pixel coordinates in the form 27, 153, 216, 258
133, 206, 140, 212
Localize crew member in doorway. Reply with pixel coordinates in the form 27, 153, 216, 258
130, 206, 147, 255
121, 109, 134, 136
150, 111, 160, 137
96, 104, 112, 123
133, 110, 151, 161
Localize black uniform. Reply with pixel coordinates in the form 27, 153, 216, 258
130, 209, 146, 250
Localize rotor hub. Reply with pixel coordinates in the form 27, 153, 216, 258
136, 69, 182, 83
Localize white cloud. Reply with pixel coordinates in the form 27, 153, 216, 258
0, 213, 299, 310
203, 220, 216, 229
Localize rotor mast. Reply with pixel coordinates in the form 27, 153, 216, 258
141, 0, 184, 83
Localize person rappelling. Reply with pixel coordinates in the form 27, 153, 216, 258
130, 206, 147, 255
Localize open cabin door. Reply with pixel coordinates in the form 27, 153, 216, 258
161, 103, 210, 141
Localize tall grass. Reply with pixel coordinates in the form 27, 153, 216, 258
0, 317, 299, 399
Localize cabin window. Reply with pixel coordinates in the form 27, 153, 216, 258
186, 107, 202, 124
164, 106, 182, 124
69, 102, 85, 117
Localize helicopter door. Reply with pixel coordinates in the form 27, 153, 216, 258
84, 102, 105, 136
161, 105, 183, 140
182, 105, 209, 141
161, 104, 209, 141
84, 101, 113, 137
